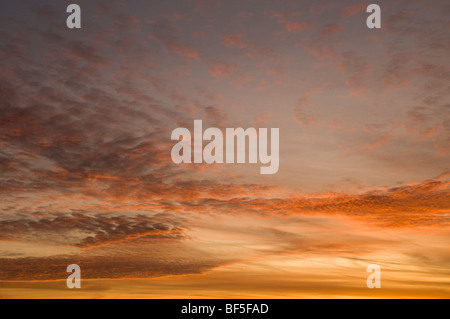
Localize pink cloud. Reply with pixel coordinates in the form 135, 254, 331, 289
232, 11, 253, 24
149, 19, 201, 60
223, 34, 250, 49
268, 11, 313, 33
166, 42, 201, 60
223, 34, 269, 58
208, 61, 235, 77
340, 2, 367, 18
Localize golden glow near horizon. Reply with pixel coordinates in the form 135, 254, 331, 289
0, 0, 449, 298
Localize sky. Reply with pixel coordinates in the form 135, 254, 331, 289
0, 0, 449, 298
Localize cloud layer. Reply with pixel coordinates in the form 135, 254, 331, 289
0, 0, 449, 297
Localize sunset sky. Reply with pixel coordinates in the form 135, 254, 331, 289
0, 0, 449, 298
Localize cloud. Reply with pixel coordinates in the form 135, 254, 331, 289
302, 23, 343, 59
319, 24, 343, 37
223, 34, 269, 58
340, 2, 367, 18
293, 93, 317, 125
309, 2, 338, 15
169, 173, 450, 228
360, 123, 399, 149
232, 11, 253, 24
0, 252, 230, 281
0, 0, 449, 296
336, 51, 372, 94
0, 213, 187, 249
208, 61, 235, 77
267, 11, 313, 33
149, 19, 201, 60
223, 34, 251, 49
